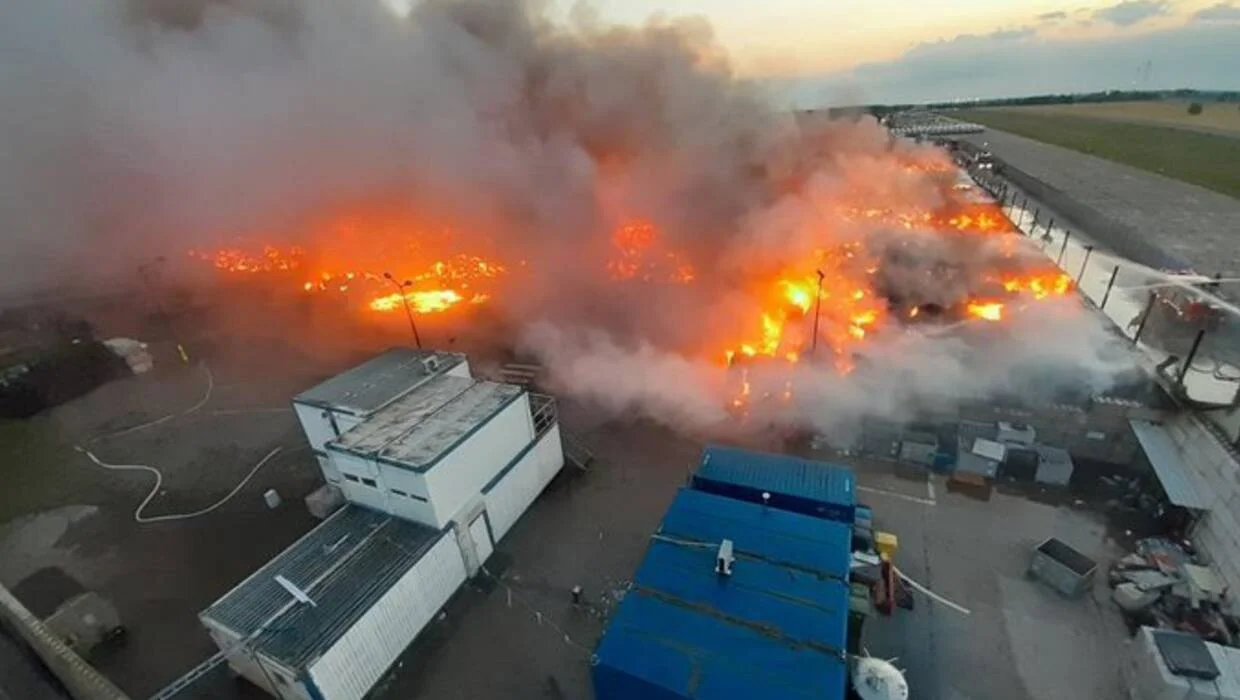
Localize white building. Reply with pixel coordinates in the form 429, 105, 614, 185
200, 506, 464, 700
291, 348, 471, 478
201, 348, 566, 700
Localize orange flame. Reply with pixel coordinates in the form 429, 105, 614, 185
967, 302, 1004, 321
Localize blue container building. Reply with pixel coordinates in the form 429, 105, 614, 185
592, 487, 852, 700
691, 445, 856, 524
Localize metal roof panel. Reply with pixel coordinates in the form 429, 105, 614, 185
200, 506, 442, 669
659, 488, 851, 580
379, 381, 523, 469
593, 488, 850, 700
697, 445, 854, 505
292, 348, 464, 416
330, 375, 474, 455
1130, 419, 1212, 510
326, 379, 523, 472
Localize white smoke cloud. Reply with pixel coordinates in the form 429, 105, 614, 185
524, 297, 1135, 436
0, 0, 1138, 436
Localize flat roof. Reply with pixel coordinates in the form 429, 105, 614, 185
695, 445, 855, 509
292, 348, 465, 417
380, 381, 522, 469
1130, 419, 1212, 511
332, 375, 475, 455
327, 377, 523, 472
200, 505, 443, 669
593, 489, 850, 700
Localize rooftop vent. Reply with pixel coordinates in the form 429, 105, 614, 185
422, 356, 441, 373
715, 539, 735, 577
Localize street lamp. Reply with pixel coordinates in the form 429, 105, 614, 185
810, 270, 825, 357
384, 272, 423, 349
138, 256, 189, 364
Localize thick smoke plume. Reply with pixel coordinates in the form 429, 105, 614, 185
0, 0, 1136, 435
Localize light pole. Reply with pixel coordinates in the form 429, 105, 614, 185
384, 272, 422, 349
138, 256, 189, 364
810, 270, 825, 357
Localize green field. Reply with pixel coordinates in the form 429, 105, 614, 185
955, 109, 1240, 200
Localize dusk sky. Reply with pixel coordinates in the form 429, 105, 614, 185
543, 0, 1240, 106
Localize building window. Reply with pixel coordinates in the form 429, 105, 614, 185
361, 477, 378, 488
391, 489, 408, 497
343, 474, 360, 483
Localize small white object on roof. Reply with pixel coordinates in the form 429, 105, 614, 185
972, 438, 1007, 462
715, 539, 735, 577
274, 575, 317, 607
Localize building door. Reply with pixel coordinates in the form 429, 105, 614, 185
468, 514, 494, 567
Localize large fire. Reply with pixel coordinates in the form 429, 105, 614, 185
189, 163, 1074, 399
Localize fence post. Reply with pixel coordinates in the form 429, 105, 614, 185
1178, 329, 1207, 386
1076, 245, 1095, 284
1132, 292, 1156, 345
1056, 230, 1072, 266
1099, 264, 1120, 310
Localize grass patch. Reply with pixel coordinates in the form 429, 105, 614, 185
0, 418, 79, 523
955, 109, 1240, 200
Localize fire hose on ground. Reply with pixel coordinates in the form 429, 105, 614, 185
76, 362, 293, 524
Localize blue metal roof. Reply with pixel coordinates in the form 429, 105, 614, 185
593, 489, 850, 700
693, 445, 856, 522
661, 488, 852, 579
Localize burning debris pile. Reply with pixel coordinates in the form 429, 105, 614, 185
2, 0, 1133, 434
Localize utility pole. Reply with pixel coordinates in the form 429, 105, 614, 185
810, 270, 825, 357
384, 272, 423, 349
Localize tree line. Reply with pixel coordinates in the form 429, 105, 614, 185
844, 89, 1240, 117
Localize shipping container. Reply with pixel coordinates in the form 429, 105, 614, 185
593, 488, 851, 700
200, 506, 466, 700
324, 376, 541, 529
691, 445, 856, 523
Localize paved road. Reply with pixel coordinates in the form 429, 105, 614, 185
967, 130, 1240, 278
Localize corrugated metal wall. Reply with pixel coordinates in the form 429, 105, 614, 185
306, 533, 466, 700
484, 426, 565, 542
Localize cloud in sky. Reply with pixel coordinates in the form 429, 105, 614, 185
1091, 0, 1170, 26
1193, 2, 1240, 21
1037, 11, 1068, 21
773, 21, 1240, 106
904, 26, 1036, 59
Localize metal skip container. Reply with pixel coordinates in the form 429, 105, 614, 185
1028, 537, 1097, 598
